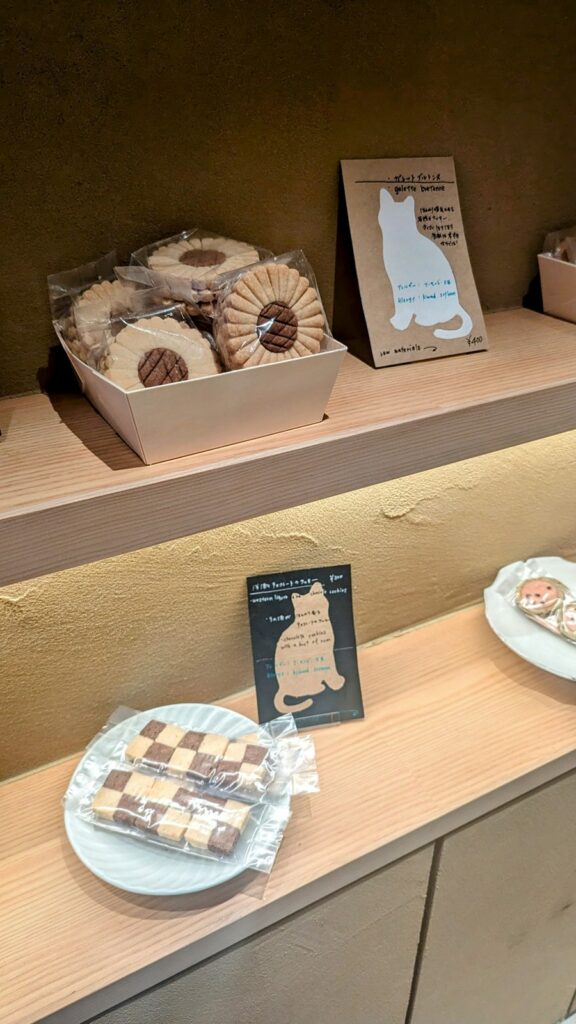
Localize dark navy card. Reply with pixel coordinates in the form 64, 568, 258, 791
247, 564, 364, 727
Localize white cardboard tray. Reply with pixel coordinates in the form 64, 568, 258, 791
56, 325, 346, 464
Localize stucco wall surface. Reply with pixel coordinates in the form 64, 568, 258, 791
2, 430, 576, 779
2, 0, 576, 394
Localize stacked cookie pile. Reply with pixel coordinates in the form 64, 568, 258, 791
135, 231, 264, 319
49, 230, 329, 393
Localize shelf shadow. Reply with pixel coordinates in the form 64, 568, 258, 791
60, 833, 264, 918
37, 343, 141, 472
46, 392, 143, 472
489, 645, 576, 708
332, 170, 374, 367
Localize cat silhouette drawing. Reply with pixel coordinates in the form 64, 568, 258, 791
378, 188, 472, 340
274, 581, 346, 715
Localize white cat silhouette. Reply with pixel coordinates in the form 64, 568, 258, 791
378, 189, 472, 340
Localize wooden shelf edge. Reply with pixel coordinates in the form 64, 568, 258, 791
2, 310, 576, 586
2, 605, 576, 1024
37, 750, 576, 1024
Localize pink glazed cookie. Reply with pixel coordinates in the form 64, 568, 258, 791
514, 577, 567, 617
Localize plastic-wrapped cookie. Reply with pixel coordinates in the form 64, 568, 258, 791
71, 279, 141, 365
75, 279, 137, 320
216, 263, 325, 369
559, 601, 576, 640
148, 235, 260, 291
514, 577, 567, 617
103, 316, 222, 390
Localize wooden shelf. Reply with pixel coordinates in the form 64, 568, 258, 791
2, 309, 576, 586
2, 605, 576, 1024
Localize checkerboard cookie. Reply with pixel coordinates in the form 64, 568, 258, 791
124, 718, 272, 796
125, 719, 229, 781
212, 740, 270, 797
216, 262, 325, 369
92, 768, 251, 855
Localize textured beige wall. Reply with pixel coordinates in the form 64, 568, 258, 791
2, 0, 576, 395
94, 846, 432, 1024
3, 429, 576, 779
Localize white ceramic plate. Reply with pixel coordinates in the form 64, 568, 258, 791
65, 702, 288, 896
484, 556, 576, 681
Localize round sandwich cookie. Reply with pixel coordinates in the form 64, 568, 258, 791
217, 263, 325, 369
148, 235, 260, 291
70, 280, 140, 365
514, 577, 567, 617
103, 316, 221, 391
76, 279, 137, 320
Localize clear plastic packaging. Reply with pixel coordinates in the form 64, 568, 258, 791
510, 565, 576, 643
48, 253, 166, 369
241, 722, 320, 798
543, 226, 576, 263
90, 306, 223, 390
67, 758, 289, 872
116, 712, 317, 802
212, 250, 330, 371
64, 706, 318, 874
131, 228, 272, 318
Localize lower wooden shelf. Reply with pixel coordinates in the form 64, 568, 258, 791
2, 604, 576, 1024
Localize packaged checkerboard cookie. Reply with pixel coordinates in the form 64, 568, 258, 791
213, 250, 329, 371
69, 760, 290, 871
65, 706, 318, 874
120, 711, 317, 801
131, 228, 272, 320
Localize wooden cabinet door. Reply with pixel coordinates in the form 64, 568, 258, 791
94, 847, 432, 1024
410, 773, 576, 1024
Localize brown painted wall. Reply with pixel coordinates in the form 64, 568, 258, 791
2, 0, 576, 396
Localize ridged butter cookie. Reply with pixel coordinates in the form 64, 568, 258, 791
148, 235, 259, 291
75, 279, 137, 320
69, 280, 139, 365
216, 263, 324, 369
103, 316, 221, 390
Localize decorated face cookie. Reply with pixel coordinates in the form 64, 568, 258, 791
515, 577, 566, 616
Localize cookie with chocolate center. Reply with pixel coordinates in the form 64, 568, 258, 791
216, 262, 325, 369
103, 316, 221, 390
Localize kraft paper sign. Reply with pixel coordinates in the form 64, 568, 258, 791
247, 565, 363, 728
341, 157, 487, 367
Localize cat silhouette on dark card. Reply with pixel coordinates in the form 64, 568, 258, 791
378, 188, 472, 339
273, 581, 346, 714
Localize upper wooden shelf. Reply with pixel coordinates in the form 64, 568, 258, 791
2, 309, 576, 586
2, 605, 576, 1024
